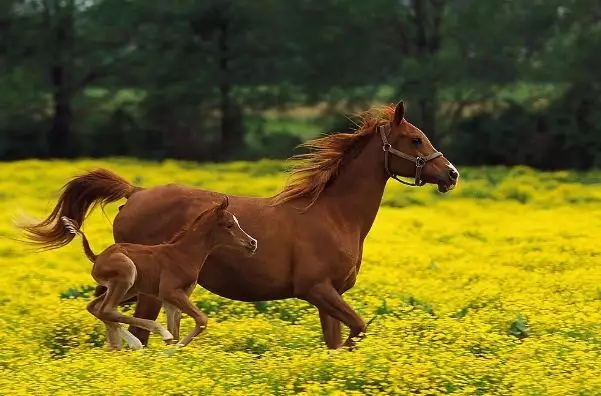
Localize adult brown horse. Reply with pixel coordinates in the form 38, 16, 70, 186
19, 102, 459, 349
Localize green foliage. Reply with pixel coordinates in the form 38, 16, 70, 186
445, 82, 601, 169
1, 1, 600, 169
508, 313, 530, 340
59, 285, 96, 300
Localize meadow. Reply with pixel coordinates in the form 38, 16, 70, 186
1, 159, 601, 395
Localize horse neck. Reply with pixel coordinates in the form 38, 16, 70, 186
170, 226, 214, 265
317, 131, 389, 240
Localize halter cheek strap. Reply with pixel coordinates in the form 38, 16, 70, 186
379, 124, 443, 186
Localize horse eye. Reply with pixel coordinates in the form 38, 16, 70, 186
411, 137, 422, 146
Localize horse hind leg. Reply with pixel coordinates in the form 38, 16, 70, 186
87, 294, 122, 351
164, 302, 182, 343
304, 281, 366, 350
127, 294, 163, 347
104, 294, 143, 350
95, 254, 173, 344
98, 281, 173, 344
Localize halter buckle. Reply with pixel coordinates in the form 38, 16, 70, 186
415, 157, 426, 167
382, 143, 391, 152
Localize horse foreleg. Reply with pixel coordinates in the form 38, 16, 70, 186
163, 302, 182, 343
305, 281, 366, 350
128, 294, 163, 346
318, 309, 342, 349
161, 289, 208, 348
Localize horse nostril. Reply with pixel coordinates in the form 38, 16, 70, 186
249, 239, 257, 247
449, 169, 458, 181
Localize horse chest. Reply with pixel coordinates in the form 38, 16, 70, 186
329, 243, 363, 291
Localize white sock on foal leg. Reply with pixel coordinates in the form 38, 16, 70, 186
119, 328, 143, 350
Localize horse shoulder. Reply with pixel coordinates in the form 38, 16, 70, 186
289, 218, 362, 294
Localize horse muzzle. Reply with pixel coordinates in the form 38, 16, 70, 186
244, 238, 258, 255
436, 166, 459, 193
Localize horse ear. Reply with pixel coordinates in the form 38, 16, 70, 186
393, 101, 405, 125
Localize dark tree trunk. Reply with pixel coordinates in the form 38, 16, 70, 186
48, 64, 74, 158
45, 2, 76, 158
417, 91, 437, 144
398, 0, 446, 146
219, 17, 243, 159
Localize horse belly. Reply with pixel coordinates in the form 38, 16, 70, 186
198, 253, 294, 302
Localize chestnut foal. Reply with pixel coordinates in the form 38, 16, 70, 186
62, 196, 257, 350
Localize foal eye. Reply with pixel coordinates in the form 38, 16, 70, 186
411, 137, 422, 146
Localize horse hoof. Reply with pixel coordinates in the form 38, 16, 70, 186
161, 332, 174, 342
129, 339, 144, 350
107, 345, 122, 352
119, 328, 144, 350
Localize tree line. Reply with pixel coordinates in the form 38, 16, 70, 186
1, 0, 600, 169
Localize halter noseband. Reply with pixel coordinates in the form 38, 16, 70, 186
379, 124, 443, 186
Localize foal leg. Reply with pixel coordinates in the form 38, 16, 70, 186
87, 295, 122, 351
97, 282, 173, 343
304, 281, 366, 349
173, 310, 182, 340
163, 302, 182, 343
318, 309, 342, 349
127, 294, 163, 346
97, 293, 144, 350
162, 289, 208, 347
118, 327, 144, 350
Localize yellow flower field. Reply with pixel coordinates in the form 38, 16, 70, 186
1, 159, 601, 395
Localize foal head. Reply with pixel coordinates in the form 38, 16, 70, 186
186, 196, 257, 255
382, 101, 459, 193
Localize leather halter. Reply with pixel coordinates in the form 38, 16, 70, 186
379, 124, 443, 186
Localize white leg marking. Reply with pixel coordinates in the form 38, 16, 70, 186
119, 328, 143, 350
158, 325, 174, 341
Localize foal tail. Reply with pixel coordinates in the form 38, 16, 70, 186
16, 168, 141, 251
60, 217, 97, 262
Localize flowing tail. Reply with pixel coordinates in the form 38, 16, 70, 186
61, 217, 97, 262
16, 168, 141, 251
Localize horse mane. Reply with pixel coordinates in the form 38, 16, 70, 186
166, 206, 217, 244
272, 105, 395, 208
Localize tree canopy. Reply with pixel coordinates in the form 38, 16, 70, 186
1, 0, 600, 168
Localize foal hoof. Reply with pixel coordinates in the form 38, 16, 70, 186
128, 338, 144, 350
119, 328, 144, 350
107, 345, 122, 352
161, 331, 174, 343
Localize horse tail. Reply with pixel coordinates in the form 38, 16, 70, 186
60, 217, 97, 262
16, 168, 141, 251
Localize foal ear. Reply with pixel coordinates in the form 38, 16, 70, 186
393, 101, 405, 125
217, 195, 229, 212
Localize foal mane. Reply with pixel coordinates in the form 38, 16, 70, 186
166, 206, 217, 244
273, 105, 395, 208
